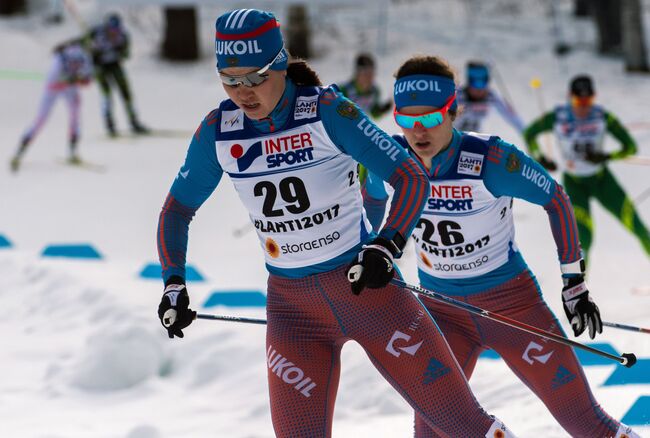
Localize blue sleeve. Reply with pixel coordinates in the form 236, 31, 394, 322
484, 139, 582, 264
157, 110, 224, 283
362, 171, 389, 232
483, 139, 555, 205
168, 110, 224, 208
319, 88, 428, 243
319, 89, 408, 181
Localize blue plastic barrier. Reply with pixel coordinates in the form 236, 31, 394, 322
621, 396, 650, 426
479, 349, 501, 360
603, 359, 650, 386
203, 290, 266, 308
42, 244, 102, 259
139, 263, 205, 282
0, 234, 11, 248
574, 342, 620, 366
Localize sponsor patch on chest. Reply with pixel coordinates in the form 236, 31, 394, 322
457, 151, 483, 176
294, 95, 318, 120
221, 109, 244, 132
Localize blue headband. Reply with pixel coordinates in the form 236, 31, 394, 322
215, 9, 288, 71
394, 75, 457, 111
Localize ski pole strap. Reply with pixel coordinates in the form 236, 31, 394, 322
603, 321, 650, 334
195, 313, 267, 325
390, 278, 637, 368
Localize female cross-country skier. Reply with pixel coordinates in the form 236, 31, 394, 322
362, 55, 639, 438
524, 74, 650, 264
11, 40, 92, 172
156, 9, 515, 438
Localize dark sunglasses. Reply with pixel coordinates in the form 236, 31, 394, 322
219, 47, 285, 88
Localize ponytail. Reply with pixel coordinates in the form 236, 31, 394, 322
286, 59, 322, 86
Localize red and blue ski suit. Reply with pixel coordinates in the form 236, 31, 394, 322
363, 130, 635, 438
157, 79, 514, 437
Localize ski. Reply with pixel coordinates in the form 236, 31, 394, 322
57, 158, 107, 173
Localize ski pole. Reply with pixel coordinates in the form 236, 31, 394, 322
195, 313, 267, 325
529, 77, 556, 162
490, 62, 517, 114
233, 222, 254, 238
623, 155, 650, 166
62, 0, 88, 31
634, 186, 650, 205
603, 321, 650, 334
390, 278, 637, 368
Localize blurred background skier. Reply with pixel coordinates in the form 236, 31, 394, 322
86, 12, 149, 137
524, 74, 650, 264
455, 61, 525, 134
10, 40, 92, 172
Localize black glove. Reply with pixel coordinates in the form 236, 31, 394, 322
347, 236, 402, 295
585, 149, 611, 164
562, 275, 602, 339
537, 156, 557, 171
158, 279, 196, 339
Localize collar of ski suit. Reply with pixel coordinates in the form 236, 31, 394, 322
250, 78, 296, 134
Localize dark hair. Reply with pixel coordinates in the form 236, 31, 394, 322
355, 53, 375, 69
106, 12, 121, 28
570, 74, 594, 97
395, 55, 458, 117
286, 59, 322, 86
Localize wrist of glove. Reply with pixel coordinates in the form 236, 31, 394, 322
537, 156, 557, 171
158, 278, 196, 339
585, 150, 611, 164
346, 237, 399, 295
562, 275, 602, 339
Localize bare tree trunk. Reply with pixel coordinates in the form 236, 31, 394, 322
162, 7, 199, 61
622, 0, 649, 72
0, 0, 26, 15
592, 0, 622, 55
286, 5, 310, 59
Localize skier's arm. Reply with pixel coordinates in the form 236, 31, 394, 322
522, 111, 555, 159
362, 170, 390, 232
319, 89, 428, 245
157, 110, 223, 283
491, 92, 526, 133
605, 111, 637, 159
484, 139, 582, 264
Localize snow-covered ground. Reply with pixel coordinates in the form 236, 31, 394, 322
1, 1, 649, 437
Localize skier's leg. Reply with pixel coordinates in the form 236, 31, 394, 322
320, 267, 513, 437
113, 63, 147, 132
413, 295, 485, 438
266, 274, 345, 438
95, 66, 115, 136
594, 167, 650, 256
480, 271, 637, 437
11, 87, 59, 170
563, 172, 593, 263
64, 85, 81, 161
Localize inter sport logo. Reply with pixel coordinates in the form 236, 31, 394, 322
230, 132, 315, 172
231, 142, 263, 172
